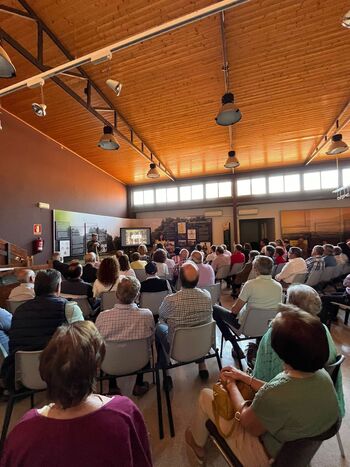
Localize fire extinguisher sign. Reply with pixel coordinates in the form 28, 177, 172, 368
33, 224, 42, 236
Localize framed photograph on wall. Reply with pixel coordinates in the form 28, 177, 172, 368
59, 240, 71, 258
187, 229, 197, 241
177, 222, 186, 234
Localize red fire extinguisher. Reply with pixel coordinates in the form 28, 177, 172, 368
33, 237, 44, 254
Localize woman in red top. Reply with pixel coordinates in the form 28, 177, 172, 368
274, 246, 287, 265
230, 244, 246, 265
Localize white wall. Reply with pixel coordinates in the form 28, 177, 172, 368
136, 206, 234, 245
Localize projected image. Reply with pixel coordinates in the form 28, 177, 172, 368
120, 228, 151, 247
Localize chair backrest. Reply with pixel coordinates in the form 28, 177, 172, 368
134, 269, 147, 283
305, 269, 323, 287
139, 291, 169, 315
15, 351, 47, 390
5, 300, 28, 313
271, 265, 278, 278
73, 297, 93, 318
170, 321, 216, 362
229, 263, 244, 276
292, 273, 308, 284
201, 283, 221, 306
325, 354, 345, 386
100, 291, 117, 311
101, 339, 150, 376
333, 263, 343, 279
272, 419, 341, 467
216, 264, 231, 280
274, 263, 285, 276
320, 266, 336, 283
240, 308, 278, 337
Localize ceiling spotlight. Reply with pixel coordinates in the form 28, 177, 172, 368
106, 79, 122, 96
342, 10, 350, 28
147, 163, 160, 179
215, 92, 242, 126
98, 126, 120, 150
0, 45, 16, 78
32, 82, 47, 117
326, 134, 349, 155
224, 150, 240, 169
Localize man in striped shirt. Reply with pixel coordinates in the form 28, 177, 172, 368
306, 245, 326, 273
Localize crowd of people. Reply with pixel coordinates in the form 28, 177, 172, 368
0, 235, 347, 466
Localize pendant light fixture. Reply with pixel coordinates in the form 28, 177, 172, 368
98, 126, 120, 150
0, 44, 16, 78
342, 9, 350, 28
215, 92, 242, 126
326, 134, 349, 155
32, 83, 47, 117
224, 150, 240, 168
147, 162, 160, 179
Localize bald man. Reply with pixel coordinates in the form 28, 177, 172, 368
190, 251, 215, 287
8, 269, 35, 301
156, 262, 213, 390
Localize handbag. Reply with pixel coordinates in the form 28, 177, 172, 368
212, 380, 255, 438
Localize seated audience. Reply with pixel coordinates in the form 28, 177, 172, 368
253, 284, 345, 417
3, 270, 83, 388
1, 321, 152, 467
93, 257, 123, 298
165, 254, 176, 279
185, 309, 339, 465
130, 252, 147, 270
305, 245, 325, 273
8, 269, 35, 301
0, 307, 12, 353
204, 245, 216, 264
222, 244, 231, 257
274, 246, 286, 265
334, 246, 348, 265
96, 277, 154, 396
230, 244, 245, 266
275, 238, 286, 250
153, 249, 169, 279
211, 245, 231, 273
118, 254, 136, 278
156, 263, 212, 388
232, 250, 260, 297
138, 244, 149, 261
190, 251, 215, 287
61, 263, 93, 298
275, 247, 307, 284
283, 238, 291, 252
140, 262, 172, 294
338, 242, 350, 263
195, 243, 203, 253
320, 273, 350, 322
172, 247, 181, 264
213, 256, 282, 358
116, 250, 124, 259
242, 243, 252, 262
51, 252, 69, 279
264, 245, 275, 259
323, 244, 337, 267
82, 252, 98, 283
259, 238, 269, 254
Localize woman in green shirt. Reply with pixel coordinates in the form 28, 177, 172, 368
186, 309, 340, 466
253, 284, 345, 417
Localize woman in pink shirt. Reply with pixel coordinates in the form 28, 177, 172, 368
1, 322, 152, 467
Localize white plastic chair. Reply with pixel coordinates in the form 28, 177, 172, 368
134, 269, 147, 282
5, 300, 28, 313
305, 269, 323, 287
201, 283, 221, 306
100, 291, 116, 311
215, 264, 231, 282
74, 297, 93, 318
274, 263, 285, 277
320, 267, 337, 284
292, 272, 308, 284
229, 263, 244, 276
139, 291, 169, 316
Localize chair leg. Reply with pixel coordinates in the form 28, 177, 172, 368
162, 369, 175, 437
155, 369, 164, 440
151, 346, 156, 385
0, 395, 16, 452
220, 334, 224, 358
215, 348, 222, 371
336, 432, 345, 458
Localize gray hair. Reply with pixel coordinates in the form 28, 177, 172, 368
116, 276, 141, 304
17, 269, 35, 283
84, 252, 96, 263
286, 284, 321, 316
312, 245, 324, 256
190, 250, 203, 264
253, 255, 273, 275
323, 244, 334, 256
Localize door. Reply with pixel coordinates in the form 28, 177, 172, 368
239, 218, 276, 250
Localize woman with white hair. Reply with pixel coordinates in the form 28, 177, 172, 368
253, 284, 345, 417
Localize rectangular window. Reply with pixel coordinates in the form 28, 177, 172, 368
205, 183, 218, 199
251, 177, 266, 195
191, 184, 204, 200
218, 181, 232, 197
237, 179, 251, 196
268, 176, 284, 194
342, 168, 350, 186
284, 174, 300, 192
143, 190, 154, 204
321, 170, 338, 189
303, 172, 320, 191
166, 187, 178, 203
133, 191, 143, 205
180, 186, 191, 201
155, 188, 166, 204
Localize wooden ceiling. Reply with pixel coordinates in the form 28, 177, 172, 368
1, 0, 350, 185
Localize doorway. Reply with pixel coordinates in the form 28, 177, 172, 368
239, 218, 276, 250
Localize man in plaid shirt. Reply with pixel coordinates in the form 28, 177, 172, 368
96, 276, 154, 397
306, 245, 326, 273
156, 262, 213, 390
